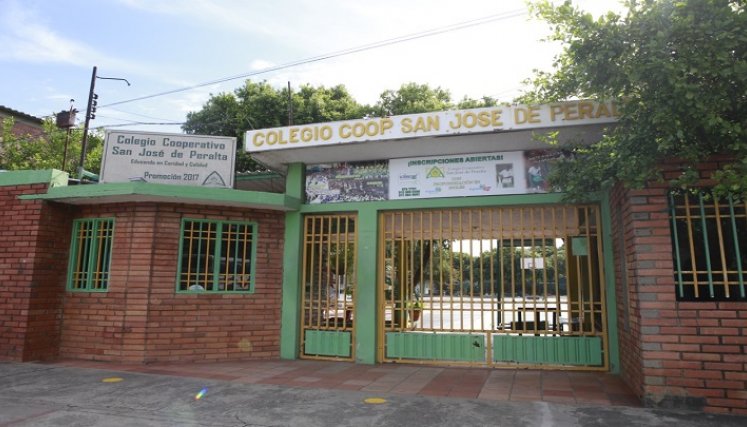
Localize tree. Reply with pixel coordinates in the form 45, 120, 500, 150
184, 81, 471, 172
292, 84, 365, 124
375, 82, 453, 116
456, 96, 500, 109
522, 0, 747, 200
0, 117, 103, 175
183, 81, 366, 172
181, 93, 243, 139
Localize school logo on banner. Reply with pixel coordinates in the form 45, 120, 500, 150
426, 166, 445, 179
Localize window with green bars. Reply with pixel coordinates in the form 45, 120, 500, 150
177, 219, 257, 293
669, 190, 747, 301
67, 218, 115, 292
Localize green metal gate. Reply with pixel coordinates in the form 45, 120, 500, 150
378, 205, 609, 370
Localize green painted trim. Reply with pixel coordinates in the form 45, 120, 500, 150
280, 211, 303, 359
0, 169, 68, 187
50, 170, 70, 187
669, 192, 685, 296
355, 207, 378, 364
66, 217, 114, 292
280, 163, 305, 360
65, 221, 80, 290
386, 332, 486, 362
19, 181, 300, 210
175, 219, 258, 294
300, 192, 573, 213
285, 163, 305, 200
727, 196, 746, 298
303, 330, 351, 357
601, 190, 620, 373
492, 335, 603, 366
80, 170, 99, 182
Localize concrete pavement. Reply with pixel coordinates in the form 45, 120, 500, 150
1, 361, 745, 427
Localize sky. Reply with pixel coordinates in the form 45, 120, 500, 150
0, 0, 626, 135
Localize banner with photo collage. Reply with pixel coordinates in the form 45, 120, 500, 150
305, 161, 389, 204
305, 150, 560, 204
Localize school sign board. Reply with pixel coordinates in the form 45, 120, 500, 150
246, 100, 618, 152
100, 130, 236, 188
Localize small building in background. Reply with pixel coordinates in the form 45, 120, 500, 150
0, 105, 44, 138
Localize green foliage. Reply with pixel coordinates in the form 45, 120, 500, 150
183, 80, 478, 172
183, 81, 366, 172
182, 93, 243, 141
292, 84, 366, 124
406, 299, 423, 309
474, 244, 566, 296
1, 117, 103, 175
376, 82, 453, 115
522, 0, 747, 200
183, 81, 366, 140
456, 96, 500, 109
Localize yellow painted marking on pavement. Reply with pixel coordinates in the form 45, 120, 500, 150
364, 397, 387, 404
102, 377, 123, 383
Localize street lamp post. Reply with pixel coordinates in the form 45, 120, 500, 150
78, 66, 130, 180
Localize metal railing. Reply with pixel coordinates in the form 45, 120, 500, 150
300, 214, 357, 360
669, 190, 747, 301
177, 219, 256, 292
67, 218, 114, 291
379, 206, 608, 367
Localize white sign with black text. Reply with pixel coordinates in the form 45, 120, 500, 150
100, 130, 236, 188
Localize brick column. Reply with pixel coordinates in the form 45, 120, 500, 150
613, 158, 747, 414
0, 180, 70, 361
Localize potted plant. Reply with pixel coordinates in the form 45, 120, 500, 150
406, 298, 423, 322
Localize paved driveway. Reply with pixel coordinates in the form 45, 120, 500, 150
1, 361, 745, 426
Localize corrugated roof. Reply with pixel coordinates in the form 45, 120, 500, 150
0, 105, 44, 124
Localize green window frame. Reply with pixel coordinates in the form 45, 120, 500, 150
67, 218, 115, 292
669, 189, 747, 301
177, 219, 257, 293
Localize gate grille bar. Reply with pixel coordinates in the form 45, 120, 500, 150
380, 205, 608, 369
669, 190, 747, 301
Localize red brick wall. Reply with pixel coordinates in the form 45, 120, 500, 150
59, 203, 283, 363
0, 183, 70, 361
10, 121, 44, 138
24, 200, 72, 360
613, 157, 747, 414
609, 183, 645, 400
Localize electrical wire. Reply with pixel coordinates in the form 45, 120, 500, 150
95, 114, 144, 124
92, 122, 185, 130
100, 9, 525, 109
96, 87, 521, 130
105, 106, 183, 123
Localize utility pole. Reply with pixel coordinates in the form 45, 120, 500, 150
78, 66, 130, 180
78, 66, 97, 180
287, 81, 293, 126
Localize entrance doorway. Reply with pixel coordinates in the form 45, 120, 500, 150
378, 205, 609, 369
300, 214, 357, 360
